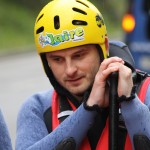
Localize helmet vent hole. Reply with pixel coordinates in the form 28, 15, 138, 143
36, 14, 44, 23
72, 7, 87, 15
76, 0, 89, 8
54, 15, 60, 29
36, 26, 44, 34
72, 20, 87, 25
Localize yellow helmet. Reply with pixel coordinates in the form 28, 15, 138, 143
34, 0, 108, 58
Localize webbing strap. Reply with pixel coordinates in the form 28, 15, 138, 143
138, 77, 150, 102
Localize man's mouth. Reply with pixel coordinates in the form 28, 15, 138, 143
66, 76, 83, 84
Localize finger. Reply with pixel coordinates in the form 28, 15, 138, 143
117, 65, 133, 96
100, 61, 125, 79
107, 62, 124, 69
100, 57, 124, 73
101, 65, 119, 80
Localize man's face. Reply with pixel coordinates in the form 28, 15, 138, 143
46, 44, 100, 99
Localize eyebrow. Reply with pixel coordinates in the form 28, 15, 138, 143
47, 47, 88, 58
73, 48, 88, 55
47, 53, 60, 59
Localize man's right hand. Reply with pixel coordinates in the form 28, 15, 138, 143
87, 57, 133, 108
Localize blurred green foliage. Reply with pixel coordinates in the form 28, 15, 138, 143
0, 0, 127, 54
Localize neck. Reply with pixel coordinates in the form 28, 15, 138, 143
74, 95, 83, 102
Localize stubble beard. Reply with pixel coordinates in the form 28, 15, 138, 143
66, 70, 97, 100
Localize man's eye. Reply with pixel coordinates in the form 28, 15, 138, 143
53, 57, 62, 62
74, 53, 84, 59
75, 54, 81, 58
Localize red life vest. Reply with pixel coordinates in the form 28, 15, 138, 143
51, 77, 150, 150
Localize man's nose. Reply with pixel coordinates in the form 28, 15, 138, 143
65, 61, 77, 76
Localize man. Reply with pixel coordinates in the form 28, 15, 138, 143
16, 0, 150, 149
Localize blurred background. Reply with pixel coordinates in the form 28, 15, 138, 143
0, 0, 149, 149
0, 0, 127, 54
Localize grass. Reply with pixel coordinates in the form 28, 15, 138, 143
0, 0, 127, 55
0, 1, 35, 54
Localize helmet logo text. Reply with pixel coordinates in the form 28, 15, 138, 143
39, 27, 84, 47
96, 14, 104, 28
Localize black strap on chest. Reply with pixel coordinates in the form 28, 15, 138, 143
43, 95, 128, 150
44, 107, 52, 133
44, 95, 73, 133
44, 94, 109, 149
